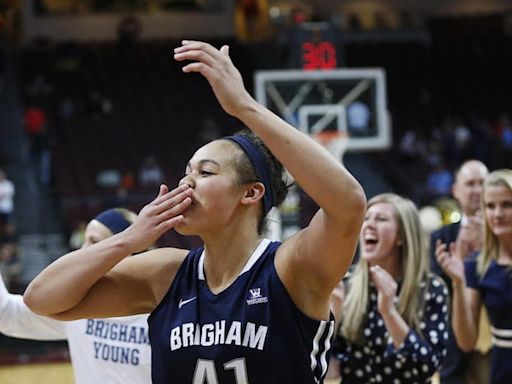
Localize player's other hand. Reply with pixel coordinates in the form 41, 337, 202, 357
173, 40, 254, 117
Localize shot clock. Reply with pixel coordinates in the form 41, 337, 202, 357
286, 21, 343, 70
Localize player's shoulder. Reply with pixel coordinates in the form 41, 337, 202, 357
139, 247, 189, 276
121, 247, 188, 273
125, 247, 190, 304
134, 247, 189, 262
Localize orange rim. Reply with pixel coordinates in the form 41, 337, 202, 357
312, 131, 348, 145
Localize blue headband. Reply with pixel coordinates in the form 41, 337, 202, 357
94, 209, 131, 234
225, 135, 274, 216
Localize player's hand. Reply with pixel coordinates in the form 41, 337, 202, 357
369, 265, 398, 317
435, 239, 466, 285
173, 40, 254, 117
122, 184, 193, 254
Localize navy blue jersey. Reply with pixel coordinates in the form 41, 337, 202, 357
149, 239, 334, 383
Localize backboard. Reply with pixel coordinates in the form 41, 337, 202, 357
254, 68, 391, 152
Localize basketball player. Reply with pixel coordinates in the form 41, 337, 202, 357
0, 209, 151, 384
24, 41, 366, 383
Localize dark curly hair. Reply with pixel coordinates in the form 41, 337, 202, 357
221, 129, 291, 234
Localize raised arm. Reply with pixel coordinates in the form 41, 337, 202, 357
174, 41, 366, 315
435, 239, 480, 351
24, 185, 192, 319
0, 274, 65, 340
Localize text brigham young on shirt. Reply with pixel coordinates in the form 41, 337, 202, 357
170, 320, 268, 351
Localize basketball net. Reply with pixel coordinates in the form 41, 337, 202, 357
312, 131, 349, 164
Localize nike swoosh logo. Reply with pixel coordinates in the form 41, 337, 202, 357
178, 297, 197, 309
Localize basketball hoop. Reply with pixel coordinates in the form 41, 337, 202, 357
255, 69, 391, 152
312, 131, 349, 163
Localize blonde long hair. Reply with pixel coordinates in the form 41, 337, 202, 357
477, 169, 512, 277
341, 193, 429, 344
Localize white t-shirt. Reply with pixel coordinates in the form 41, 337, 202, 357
66, 317, 151, 384
0, 280, 151, 384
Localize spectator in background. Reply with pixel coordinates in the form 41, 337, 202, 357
347, 101, 371, 136
449, 119, 473, 166
115, 170, 136, 206
0, 168, 15, 236
399, 130, 418, 160
120, 170, 136, 191
58, 96, 76, 122
425, 157, 453, 202
238, 0, 262, 41
23, 104, 47, 137
468, 115, 492, 167
0, 241, 21, 293
502, 125, 512, 148
68, 220, 86, 250
436, 169, 512, 384
495, 113, 512, 151
23, 104, 51, 184
399, 129, 429, 162
430, 159, 490, 384
96, 168, 121, 189
27, 73, 53, 99
117, 14, 142, 51
430, 160, 488, 280
86, 91, 112, 121
137, 155, 164, 187
328, 193, 448, 383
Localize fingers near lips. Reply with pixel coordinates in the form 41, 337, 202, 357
153, 184, 187, 206
155, 186, 193, 216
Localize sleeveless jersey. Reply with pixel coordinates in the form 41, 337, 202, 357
149, 239, 334, 384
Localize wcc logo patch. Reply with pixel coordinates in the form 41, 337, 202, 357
246, 288, 268, 305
